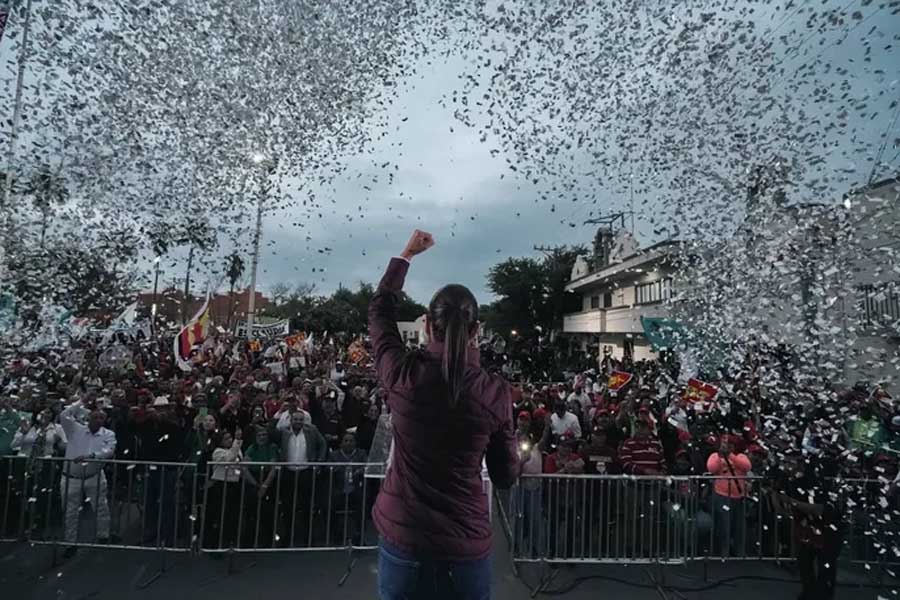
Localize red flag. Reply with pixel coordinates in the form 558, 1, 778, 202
682, 378, 719, 405
607, 370, 633, 392
174, 296, 210, 372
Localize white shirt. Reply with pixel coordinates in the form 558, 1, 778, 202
568, 391, 592, 412
60, 401, 116, 478
285, 429, 308, 471
550, 412, 582, 438
12, 424, 67, 457
212, 443, 243, 482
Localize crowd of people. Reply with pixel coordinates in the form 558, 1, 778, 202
0, 331, 897, 598
505, 355, 898, 599
0, 333, 388, 556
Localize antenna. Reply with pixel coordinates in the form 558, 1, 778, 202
583, 212, 627, 231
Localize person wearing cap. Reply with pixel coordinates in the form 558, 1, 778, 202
567, 383, 591, 414
707, 433, 751, 557
543, 433, 584, 559
550, 398, 582, 441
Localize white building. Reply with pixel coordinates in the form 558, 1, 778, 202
562, 229, 681, 363
560, 177, 900, 384
396, 314, 427, 346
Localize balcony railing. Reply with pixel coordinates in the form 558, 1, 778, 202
858, 283, 900, 332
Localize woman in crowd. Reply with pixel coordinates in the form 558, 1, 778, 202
355, 402, 381, 454
12, 408, 67, 537
203, 429, 244, 550
544, 433, 585, 559
706, 433, 751, 557
242, 426, 280, 548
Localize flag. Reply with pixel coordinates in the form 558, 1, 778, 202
682, 378, 719, 406
285, 332, 306, 350
101, 301, 138, 345
174, 296, 211, 372
348, 338, 369, 365
607, 370, 633, 392
640, 316, 685, 351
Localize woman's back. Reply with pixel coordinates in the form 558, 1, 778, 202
369, 255, 519, 561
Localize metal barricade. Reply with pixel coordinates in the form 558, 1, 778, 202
0, 456, 386, 557
198, 460, 378, 554
0, 455, 198, 552
507, 473, 899, 570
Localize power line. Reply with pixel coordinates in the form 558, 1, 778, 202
869, 99, 900, 185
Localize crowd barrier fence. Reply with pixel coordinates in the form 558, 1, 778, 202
502, 473, 898, 572
2, 457, 896, 588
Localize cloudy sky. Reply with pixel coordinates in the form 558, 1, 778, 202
1, 1, 898, 308
257, 55, 603, 304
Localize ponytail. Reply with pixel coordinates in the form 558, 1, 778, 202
442, 309, 469, 408
428, 284, 479, 409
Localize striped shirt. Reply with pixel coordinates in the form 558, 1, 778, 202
618, 436, 665, 475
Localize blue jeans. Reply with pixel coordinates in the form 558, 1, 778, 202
378, 538, 491, 600
712, 494, 747, 557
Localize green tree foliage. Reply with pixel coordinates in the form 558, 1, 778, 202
261, 281, 426, 334
482, 245, 585, 339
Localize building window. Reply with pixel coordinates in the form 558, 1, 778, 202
635, 278, 673, 305
602, 292, 613, 308
590, 295, 600, 309
858, 283, 900, 330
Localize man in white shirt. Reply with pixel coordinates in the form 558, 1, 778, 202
550, 399, 582, 440
567, 383, 592, 413
275, 410, 326, 546
59, 400, 116, 554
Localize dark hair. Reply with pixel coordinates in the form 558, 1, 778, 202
428, 284, 478, 408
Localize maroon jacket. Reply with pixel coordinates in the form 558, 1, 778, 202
369, 258, 519, 560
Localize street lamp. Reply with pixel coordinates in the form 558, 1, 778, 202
245, 152, 275, 337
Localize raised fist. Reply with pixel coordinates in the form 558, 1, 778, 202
400, 230, 435, 260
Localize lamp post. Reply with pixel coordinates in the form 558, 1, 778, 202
245, 152, 274, 337
151, 256, 161, 336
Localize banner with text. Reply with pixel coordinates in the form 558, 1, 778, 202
235, 319, 289, 339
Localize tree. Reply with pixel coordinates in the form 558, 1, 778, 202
7, 224, 141, 323
485, 246, 584, 340
261, 280, 425, 334
22, 163, 68, 248
269, 282, 293, 307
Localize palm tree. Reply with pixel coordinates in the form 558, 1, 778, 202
225, 252, 245, 330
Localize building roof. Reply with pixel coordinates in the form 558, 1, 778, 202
566, 239, 681, 292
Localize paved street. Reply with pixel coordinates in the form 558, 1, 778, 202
1, 521, 891, 600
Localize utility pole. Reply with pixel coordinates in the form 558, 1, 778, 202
246, 153, 275, 338
0, 0, 34, 282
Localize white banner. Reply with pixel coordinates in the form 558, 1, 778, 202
235, 319, 289, 339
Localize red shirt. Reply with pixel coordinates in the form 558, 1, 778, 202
369, 258, 519, 561
619, 436, 665, 475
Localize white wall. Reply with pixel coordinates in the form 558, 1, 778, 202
396, 314, 427, 345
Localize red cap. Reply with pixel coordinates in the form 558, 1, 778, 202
534, 407, 548, 421
517, 410, 531, 420
677, 429, 692, 442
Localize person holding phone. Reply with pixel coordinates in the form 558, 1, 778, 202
370, 230, 520, 600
